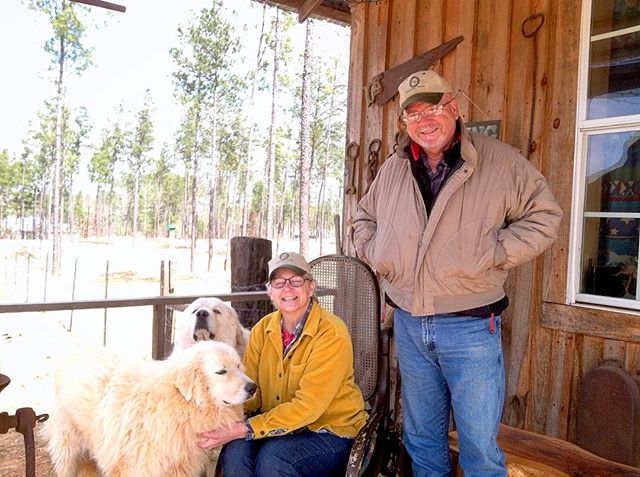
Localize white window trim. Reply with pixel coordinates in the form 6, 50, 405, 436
568, 0, 640, 310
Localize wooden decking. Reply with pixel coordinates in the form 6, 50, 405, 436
450, 424, 640, 477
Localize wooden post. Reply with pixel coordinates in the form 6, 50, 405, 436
68, 257, 78, 331
152, 260, 174, 360
230, 236, 273, 329
103, 260, 109, 347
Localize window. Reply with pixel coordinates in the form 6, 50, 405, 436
572, 0, 640, 309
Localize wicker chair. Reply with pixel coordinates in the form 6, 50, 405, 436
214, 254, 391, 477
309, 254, 391, 477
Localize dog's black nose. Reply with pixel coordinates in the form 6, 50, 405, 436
196, 309, 209, 319
245, 382, 257, 396
194, 310, 210, 336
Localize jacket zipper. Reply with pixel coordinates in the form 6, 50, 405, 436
429, 159, 466, 213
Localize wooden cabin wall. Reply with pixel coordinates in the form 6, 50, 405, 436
341, 0, 640, 447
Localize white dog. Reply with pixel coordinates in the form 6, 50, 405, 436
173, 297, 250, 356
44, 341, 256, 477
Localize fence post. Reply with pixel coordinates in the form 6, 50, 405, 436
68, 257, 78, 332
152, 260, 174, 360
44, 251, 49, 301
102, 260, 109, 347
26, 255, 31, 302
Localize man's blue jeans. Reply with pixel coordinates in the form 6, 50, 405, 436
394, 308, 507, 477
219, 429, 354, 477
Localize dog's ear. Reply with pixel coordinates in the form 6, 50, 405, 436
229, 307, 245, 346
175, 362, 208, 407
228, 305, 240, 323
235, 324, 246, 349
175, 368, 196, 402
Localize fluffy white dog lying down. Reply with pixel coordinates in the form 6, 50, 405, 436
43, 341, 256, 477
173, 297, 250, 356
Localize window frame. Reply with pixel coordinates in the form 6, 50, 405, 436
569, 0, 640, 310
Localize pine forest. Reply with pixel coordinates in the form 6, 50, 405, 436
0, 0, 350, 274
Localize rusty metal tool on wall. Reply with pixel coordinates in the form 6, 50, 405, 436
365, 36, 464, 107
345, 141, 360, 195
365, 139, 382, 193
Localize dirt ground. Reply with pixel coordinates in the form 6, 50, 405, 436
1, 431, 54, 477
0, 236, 330, 476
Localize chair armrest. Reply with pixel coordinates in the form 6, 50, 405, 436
345, 408, 385, 477
370, 327, 392, 416
344, 326, 392, 476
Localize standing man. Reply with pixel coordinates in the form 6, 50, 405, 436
352, 69, 562, 477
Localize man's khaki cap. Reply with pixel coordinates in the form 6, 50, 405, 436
398, 69, 453, 111
268, 252, 312, 279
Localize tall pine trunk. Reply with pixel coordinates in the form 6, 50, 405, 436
52, 34, 65, 275
132, 170, 140, 246
190, 110, 202, 272
298, 20, 314, 256
242, 4, 267, 237
208, 105, 219, 272
264, 9, 280, 240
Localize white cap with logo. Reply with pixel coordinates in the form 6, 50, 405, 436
398, 69, 453, 111
268, 252, 312, 279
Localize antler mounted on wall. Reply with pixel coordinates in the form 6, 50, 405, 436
365, 35, 464, 107
70, 0, 126, 13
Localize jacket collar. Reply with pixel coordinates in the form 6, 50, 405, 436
266, 300, 321, 337
458, 120, 478, 168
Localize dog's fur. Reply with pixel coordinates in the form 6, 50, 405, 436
173, 297, 250, 356
43, 341, 256, 477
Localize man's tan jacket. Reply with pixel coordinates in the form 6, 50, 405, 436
352, 122, 562, 316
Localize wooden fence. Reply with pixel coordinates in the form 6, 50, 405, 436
0, 291, 268, 360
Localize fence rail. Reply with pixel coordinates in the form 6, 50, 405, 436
0, 291, 269, 359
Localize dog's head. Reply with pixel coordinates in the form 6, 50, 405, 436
173, 341, 256, 407
174, 297, 248, 355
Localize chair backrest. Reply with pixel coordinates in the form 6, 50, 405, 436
309, 254, 381, 403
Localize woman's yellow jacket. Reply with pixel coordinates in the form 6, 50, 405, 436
244, 301, 368, 439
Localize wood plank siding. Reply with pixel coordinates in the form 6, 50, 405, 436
340, 0, 640, 451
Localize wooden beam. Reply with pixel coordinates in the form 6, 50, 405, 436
0, 291, 268, 313
541, 302, 640, 344
298, 0, 325, 23
450, 425, 640, 476
70, 0, 126, 12
253, 0, 350, 26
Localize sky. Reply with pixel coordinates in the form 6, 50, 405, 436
0, 0, 350, 184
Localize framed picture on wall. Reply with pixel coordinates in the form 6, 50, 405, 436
467, 120, 501, 139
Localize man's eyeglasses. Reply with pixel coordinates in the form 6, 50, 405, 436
269, 276, 309, 289
402, 95, 457, 124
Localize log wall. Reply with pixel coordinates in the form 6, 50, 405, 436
342, 0, 640, 448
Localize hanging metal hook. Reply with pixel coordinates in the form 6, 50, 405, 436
521, 13, 545, 38
521, 13, 545, 159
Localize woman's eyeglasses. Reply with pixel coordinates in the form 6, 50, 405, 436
269, 276, 309, 289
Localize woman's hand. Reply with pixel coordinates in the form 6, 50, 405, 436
197, 421, 248, 449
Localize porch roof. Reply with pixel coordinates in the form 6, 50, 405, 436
252, 0, 351, 26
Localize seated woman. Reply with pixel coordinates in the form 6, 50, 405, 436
198, 251, 368, 477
